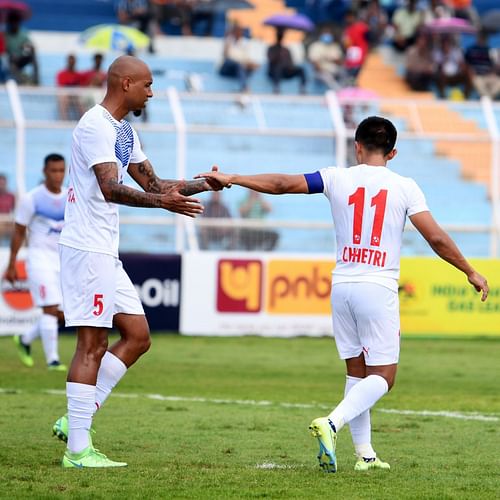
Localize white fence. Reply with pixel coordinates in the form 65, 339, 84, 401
1, 82, 499, 256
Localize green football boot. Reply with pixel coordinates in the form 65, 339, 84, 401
62, 446, 127, 468
53, 414, 95, 446
53, 414, 69, 443
354, 456, 391, 471
13, 335, 33, 367
47, 361, 67, 372
309, 417, 337, 473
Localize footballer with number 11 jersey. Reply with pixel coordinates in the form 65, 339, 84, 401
197, 116, 489, 473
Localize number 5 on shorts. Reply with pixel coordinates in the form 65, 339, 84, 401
93, 294, 104, 316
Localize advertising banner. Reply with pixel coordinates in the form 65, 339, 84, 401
121, 253, 181, 332
399, 258, 500, 335
0, 250, 181, 336
181, 253, 500, 337
0, 248, 41, 336
181, 252, 334, 337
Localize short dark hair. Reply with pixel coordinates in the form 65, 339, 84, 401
354, 116, 397, 155
44, 153, 65, 168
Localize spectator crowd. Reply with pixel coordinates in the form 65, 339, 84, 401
0, 0, 497, 102
218, 0, 499, 100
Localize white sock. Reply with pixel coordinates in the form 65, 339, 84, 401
39, 313, 59, 364
67, 382, 96, 454
95, 351, 127, 411
328, 374, 388, 432
344, 376, 376, 459
22, 320, 40, 345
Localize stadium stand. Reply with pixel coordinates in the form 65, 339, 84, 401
1, 1, 496, 256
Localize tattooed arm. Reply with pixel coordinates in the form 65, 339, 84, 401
127, 160, 222, 195
93, 162, 204, 217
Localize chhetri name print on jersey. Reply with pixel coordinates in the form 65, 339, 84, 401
341, 246, 387, 267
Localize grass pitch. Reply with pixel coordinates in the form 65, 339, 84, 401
0, 334, 499, 499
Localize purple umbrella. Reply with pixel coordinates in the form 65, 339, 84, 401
423, 17, 476, 35
0, 0, 31, 20
263, 13, 315, 32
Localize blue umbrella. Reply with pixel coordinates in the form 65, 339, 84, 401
263, 13, 315, 32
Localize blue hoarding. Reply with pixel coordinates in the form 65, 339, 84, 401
120, 253, 181, 332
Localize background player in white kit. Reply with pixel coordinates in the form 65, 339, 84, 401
6, 153, 67, 372
197, 116, 489, 472
52, 55, 220, 469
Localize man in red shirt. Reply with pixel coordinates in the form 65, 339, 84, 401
56, 54, 84, 120
343, 11, 369, 64
343, 11, 370, 82
80, 53, 107, 88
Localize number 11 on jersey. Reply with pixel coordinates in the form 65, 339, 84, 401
348, 188, 388, 247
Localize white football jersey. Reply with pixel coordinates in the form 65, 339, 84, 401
15, 184, 66, 259
317, 164, 428, 291
59, 104, 147, 257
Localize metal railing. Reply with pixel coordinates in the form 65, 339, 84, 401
1, 82, 499, 256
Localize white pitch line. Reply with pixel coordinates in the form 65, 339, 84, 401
1, 387, 498, 422
378, 408, 499, 422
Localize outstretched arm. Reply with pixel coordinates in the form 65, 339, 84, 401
196, 170, 309, 194
128, 160, 220, 195
93, 162, 203, 217
410, 211, 489, 301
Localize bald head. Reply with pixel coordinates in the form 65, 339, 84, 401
102, 55, 153, 119
107, 55, 150, 89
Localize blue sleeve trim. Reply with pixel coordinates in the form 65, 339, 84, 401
304, 171, 324, 194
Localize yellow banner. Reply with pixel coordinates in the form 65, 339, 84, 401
400, 258, 500, 335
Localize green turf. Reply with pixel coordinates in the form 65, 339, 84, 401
1, 334, 499, 499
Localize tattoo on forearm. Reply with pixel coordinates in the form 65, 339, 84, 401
179, 179, 209, 196
94, 162, 162, 208
109, 184, 163, 207
136, 160, 162, 194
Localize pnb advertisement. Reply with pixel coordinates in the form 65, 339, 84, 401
181, 253, 334, 337
180, 253, 500, 337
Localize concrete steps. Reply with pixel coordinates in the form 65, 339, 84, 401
358, 51, 492, 188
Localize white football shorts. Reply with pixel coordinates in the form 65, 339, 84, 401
59, 245, 144, 328
27, 252, 62, 308
331, 281, 400, 366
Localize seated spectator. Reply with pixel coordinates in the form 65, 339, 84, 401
267, 28, 307, 95
56, 54, 85, 120
0, 173, 15, 242
151, 0, 194, 36
433, 36, 472, 99
80, 53, 107, 88
405, 33, 436, 91
360, 0, 389, 47
199, 191, 235, 250
391, 0, 423, 52
238, 190, 279, 251
5, 11, 39, 85
219, 23, 259, 93
423, 0, 452, 24
117, 0, 154, 52
465, 31, 500, 100
191, 1, 216, 37
307, 28, 344, 90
